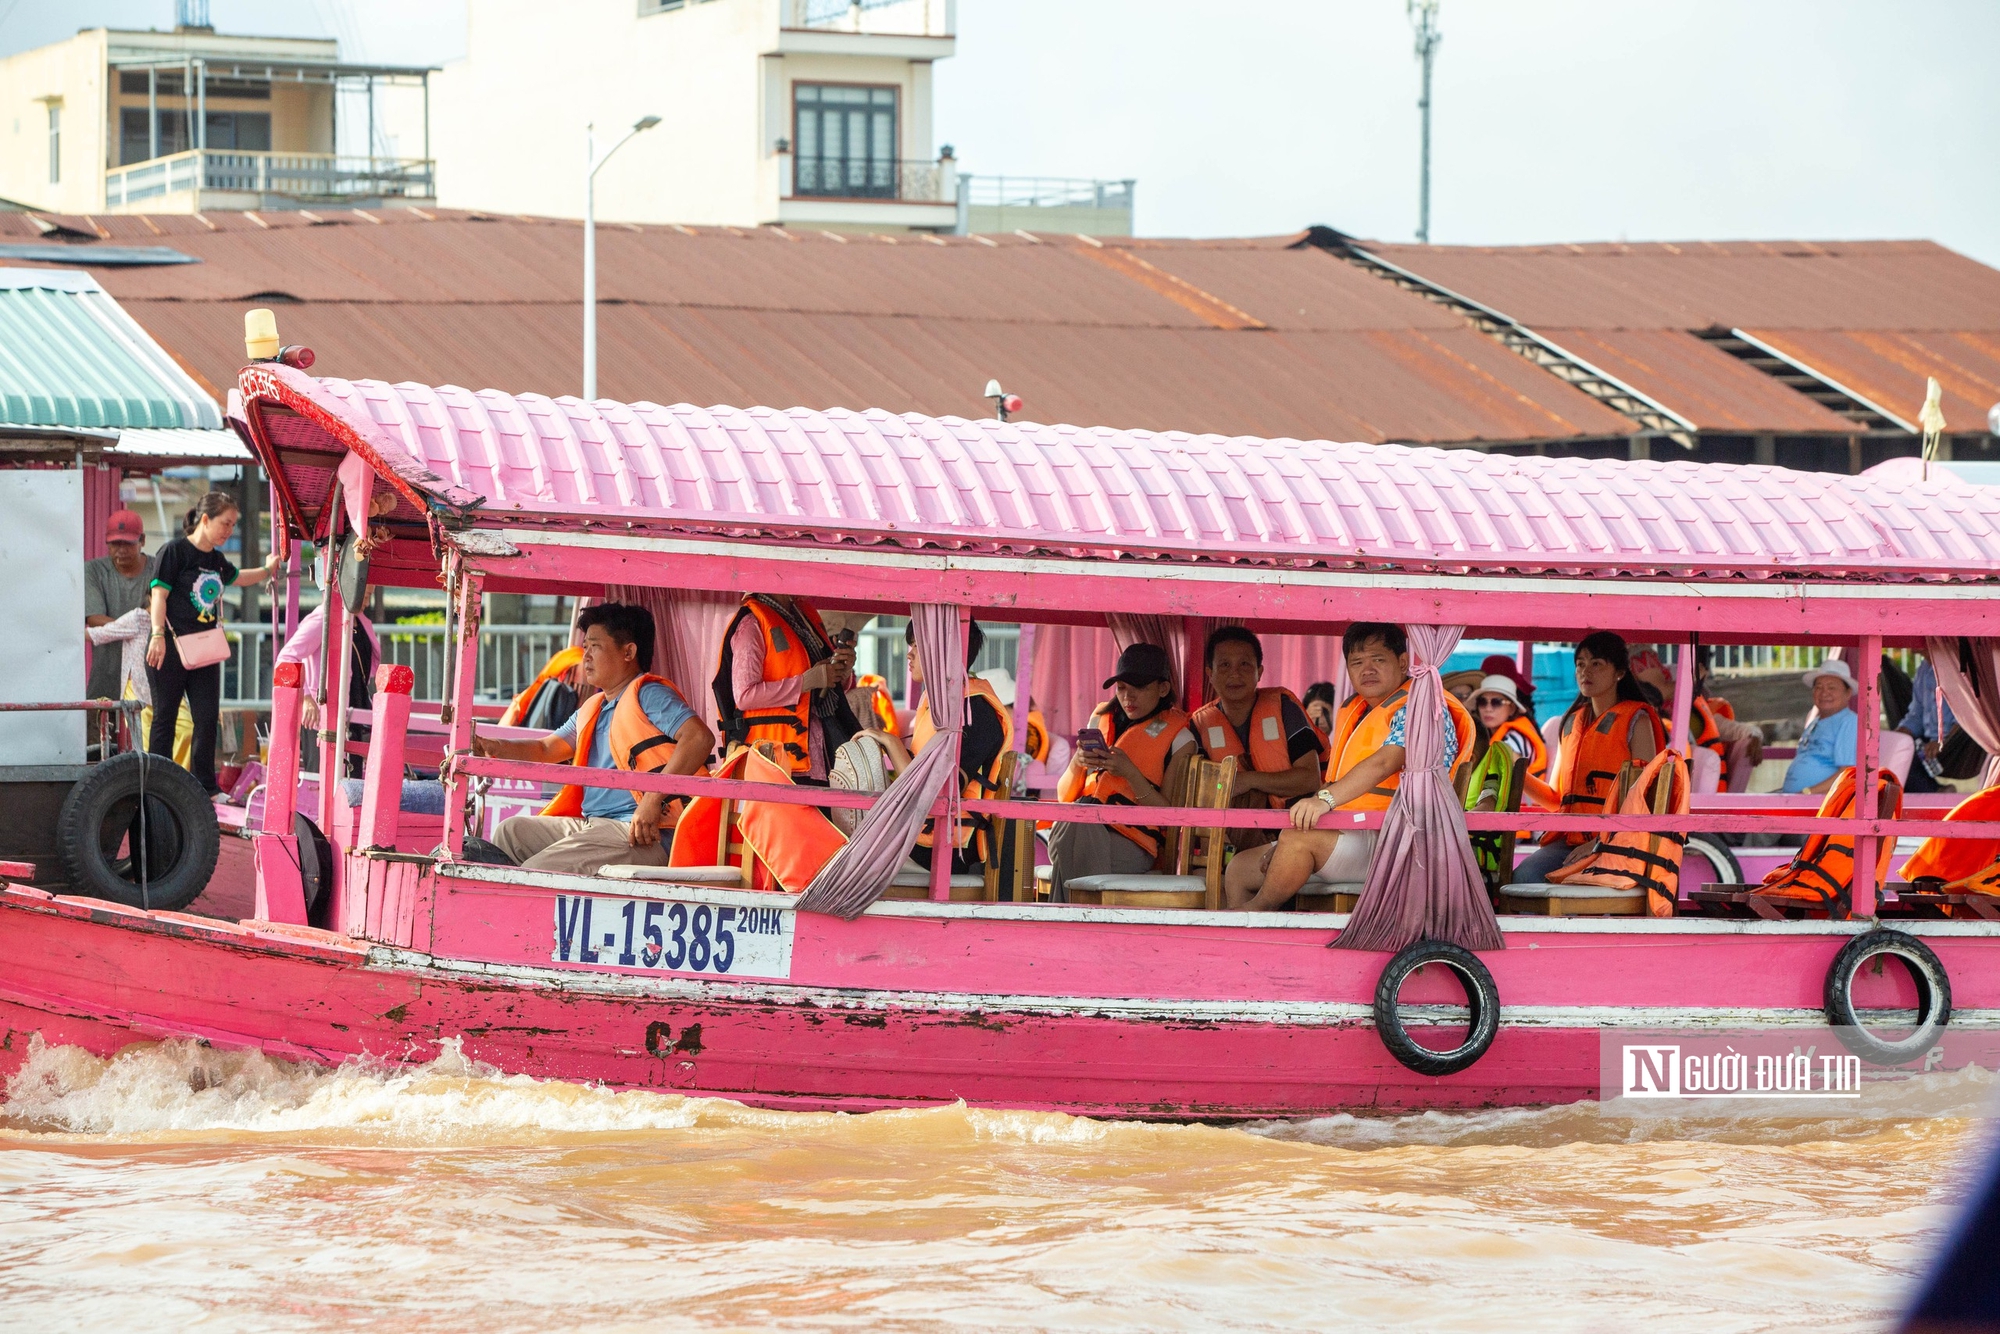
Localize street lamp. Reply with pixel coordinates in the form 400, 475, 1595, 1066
583, 114, 662, 401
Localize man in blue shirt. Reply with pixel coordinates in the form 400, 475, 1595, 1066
1783, 660, 1859, 795
1897, 656, 1959, 793
479, 603, 713, 875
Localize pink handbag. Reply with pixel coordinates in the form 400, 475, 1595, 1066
171, 625, 232, 670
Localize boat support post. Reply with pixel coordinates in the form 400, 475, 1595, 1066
441, 560, 484, 858
1669, 636, 1696, 757
254, 658, 309, 924
358, 664, 414, 850
1853, 633, 1882, 917
929, 606, 970, 903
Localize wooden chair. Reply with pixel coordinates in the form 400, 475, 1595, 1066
982, 750, 1034, 903
1064, 757, 1236, 910
1499, 758, 1655, 917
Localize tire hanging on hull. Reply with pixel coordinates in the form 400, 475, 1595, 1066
1823, 928, 1952, 1066
1371, 939, 1501, 1077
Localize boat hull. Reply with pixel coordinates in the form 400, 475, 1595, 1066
8, 883, 2000, 1118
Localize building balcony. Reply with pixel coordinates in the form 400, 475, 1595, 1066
777, 154, 957, 230
104, 148, 435, 213
777, 0, 954, 58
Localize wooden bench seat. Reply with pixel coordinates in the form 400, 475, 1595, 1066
1499, 882, 1646, 916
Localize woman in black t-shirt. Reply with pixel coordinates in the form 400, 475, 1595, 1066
144, 491, 280, 794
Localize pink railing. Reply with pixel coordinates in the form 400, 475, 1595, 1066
447, 755, 2000, 848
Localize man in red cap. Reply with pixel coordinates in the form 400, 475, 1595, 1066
83, 509, 154, 702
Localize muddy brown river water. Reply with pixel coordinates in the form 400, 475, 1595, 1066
0, 1037, 1988, 1332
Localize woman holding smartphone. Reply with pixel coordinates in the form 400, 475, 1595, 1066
144, 491, 280, 796
1048, 643, 1197, 899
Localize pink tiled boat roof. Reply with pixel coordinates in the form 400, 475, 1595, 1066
242, 367, 2000, 582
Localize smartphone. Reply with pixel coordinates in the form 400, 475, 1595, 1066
832, 629, 858, 650
1075, 729, 1109, 753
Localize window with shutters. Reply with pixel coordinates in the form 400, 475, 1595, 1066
792, 84, 898, 198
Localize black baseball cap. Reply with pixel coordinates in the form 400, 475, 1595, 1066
1103, 643, 1173, 690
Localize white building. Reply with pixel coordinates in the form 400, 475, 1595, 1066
433, 0, 965, 232
0, 20, 434, 215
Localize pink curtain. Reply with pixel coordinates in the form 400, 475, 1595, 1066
1335, 624, 1504, 954
1926, 637, 2000, 789
1030, 623, 1120, 744
1263, 633, 1350, 708
1030, 623, 1351, 740
609, 585, 739, 729
798, 603, 965, 919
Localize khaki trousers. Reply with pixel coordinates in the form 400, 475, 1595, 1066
494, 815, 672, 876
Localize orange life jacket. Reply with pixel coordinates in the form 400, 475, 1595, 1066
1546, 748, 1687, 917
714, 596, 835, 776
1899, 783, 2000, 890
1327, 684, 1475, 812
1191, 688, 1324, 809
853, 673, 899, 734
911, 676, 1015, 855
1056, 703, 1191, 858
1710, 697, 1737, 722
501, 645, 582, 727
1753, 766, 1903, 918
1023, 709, 1050, 764
1547, 699, 1667, 845
540, 673, 698, 820
667, 747, 842, 894
1690, 697, 1726, 762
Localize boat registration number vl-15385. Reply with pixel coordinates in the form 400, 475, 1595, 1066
551, 895, 794, 979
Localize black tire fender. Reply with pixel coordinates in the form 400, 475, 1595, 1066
1372, 939, 1501, 1077
1823, 928, 1952, 1066
56, 751, 218, 912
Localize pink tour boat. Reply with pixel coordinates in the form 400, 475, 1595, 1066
7, 347, 2000, 1119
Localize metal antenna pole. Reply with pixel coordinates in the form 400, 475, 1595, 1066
1408, 0, 1441, 245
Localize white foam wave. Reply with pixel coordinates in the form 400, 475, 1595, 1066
1, 1035, 709, 1141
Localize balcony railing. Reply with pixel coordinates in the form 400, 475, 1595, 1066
791, 156, 946, 202
106, 149, 436, 208
789, 0, 952, 36
965, 175, 1135, 212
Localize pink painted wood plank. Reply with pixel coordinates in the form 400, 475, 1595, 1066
358, 664, 415, 849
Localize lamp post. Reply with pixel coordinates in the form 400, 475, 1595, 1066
583, 114, 661, 401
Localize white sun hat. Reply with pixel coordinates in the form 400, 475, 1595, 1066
1802, 658, 1857, 691
1471, 674, 1522, 709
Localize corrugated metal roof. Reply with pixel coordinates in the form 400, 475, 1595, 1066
0, 267, 222, 431
1745, 329, 2000, 439
110, 427, 251, 460
23, 211, 1634, 445
23, 209, 1996, 444
1361, 239, 2000, 332
244, 366, 2000, 583
1536, 328, 1858, 433
133, 298, 1636, 443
